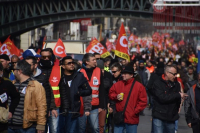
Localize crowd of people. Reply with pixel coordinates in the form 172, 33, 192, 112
0, 43, 199, 133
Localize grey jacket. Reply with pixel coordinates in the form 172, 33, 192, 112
184, 80, 200, 124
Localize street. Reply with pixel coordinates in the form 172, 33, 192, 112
138, 108, 192, 133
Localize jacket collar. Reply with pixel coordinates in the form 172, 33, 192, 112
123, 77, 135, 85
33, 67, 42, 77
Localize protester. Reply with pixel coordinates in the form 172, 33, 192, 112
0, 54, 11, 79
78, 53, 106, 133
94, 53, 101, 60
39, 48, 59, 133
138, 60, 150, 115
8, 60, 47, 133
109, 66, 147, 133
25, 56, 57, 127
104, 58, 111, 72
184, 72, 200, 133
59, 56, 92, 133
151, 65, 188, 133
0, 62, 20, 133
96, 59, 113, 133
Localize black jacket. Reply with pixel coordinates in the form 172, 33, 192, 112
151, 77, 181, 122
40, 67, 57, 110
0, 78, 20, 131
33, 68, 55, 112
184, 81, 200, 124
59, 70, 92, 118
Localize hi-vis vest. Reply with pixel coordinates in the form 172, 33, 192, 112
146, 66, 155, 73
49, 59, 61, 107
80, 67, 101, 106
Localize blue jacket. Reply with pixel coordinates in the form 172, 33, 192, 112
138, 68, 150, 87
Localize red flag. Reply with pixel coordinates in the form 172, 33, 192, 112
179, 40, 185, 45
86, 38, 110, 58
1, 36, 21, 58
106, 39, 112, 52
136, 44, 140, 53
115, 23, 130, 61
53, 39, 66, 58
42, 36, 47, 49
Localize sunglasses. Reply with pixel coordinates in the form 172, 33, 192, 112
64, 62, 75, 65
168, 71, 177, 76
11, 62, 17, 64
112, 71, 118, 74
41, 56, 52, 60
13, 68, 19, 71
96, 58, 100, 60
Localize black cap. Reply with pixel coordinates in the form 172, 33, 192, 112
121, 66, 134, 74
0, 54, 10, 61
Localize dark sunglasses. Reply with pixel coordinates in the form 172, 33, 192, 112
13, 68, 19, 71
64, 62, 75, 65
112, 71, 118, 74
11, 62, 17, 64
168, 71, 177, 76
96, 58, 100, 60
41, 56, 52, 60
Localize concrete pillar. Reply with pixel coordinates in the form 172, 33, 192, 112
20, 32, 29, 50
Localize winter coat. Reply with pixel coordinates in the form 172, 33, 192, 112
59, 71, 92, 118
138, 68, 150, 87
109, 78, 147, 124
184, 81, 200, 124
151, 75, 181, 122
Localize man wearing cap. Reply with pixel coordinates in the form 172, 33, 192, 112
0, 54, 11, 79
109, 66, 147, 133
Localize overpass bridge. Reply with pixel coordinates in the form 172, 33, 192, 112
0, 0, 153, 40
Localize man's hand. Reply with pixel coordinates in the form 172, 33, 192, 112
85, 112, 90, 116
109, 107, 113, 113
117, 94, 122, 101
98, 108, 103, 113
187, 123, 191, 128
8, 112, 12, 119
37, 130, 44, 133
51, 110, 58, 118
179, 92, 188, 99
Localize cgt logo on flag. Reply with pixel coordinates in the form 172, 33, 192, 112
51, 77, 58, 83
53, 39, 66, 58
86, 38, 110, 58
115, 23, 130, 61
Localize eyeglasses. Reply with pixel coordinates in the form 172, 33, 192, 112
41, 56, 52, 60
168, 71, 177, 76
64, 62, 75, 65
96, 58, 100, 60
13, 68, 19, 71
112, 71, 118, 74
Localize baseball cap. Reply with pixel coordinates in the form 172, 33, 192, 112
23, 49, 41, 59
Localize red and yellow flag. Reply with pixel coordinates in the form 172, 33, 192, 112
115, 23, 130, 61
86, 38, 110, 58
1, 36, 21, 58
